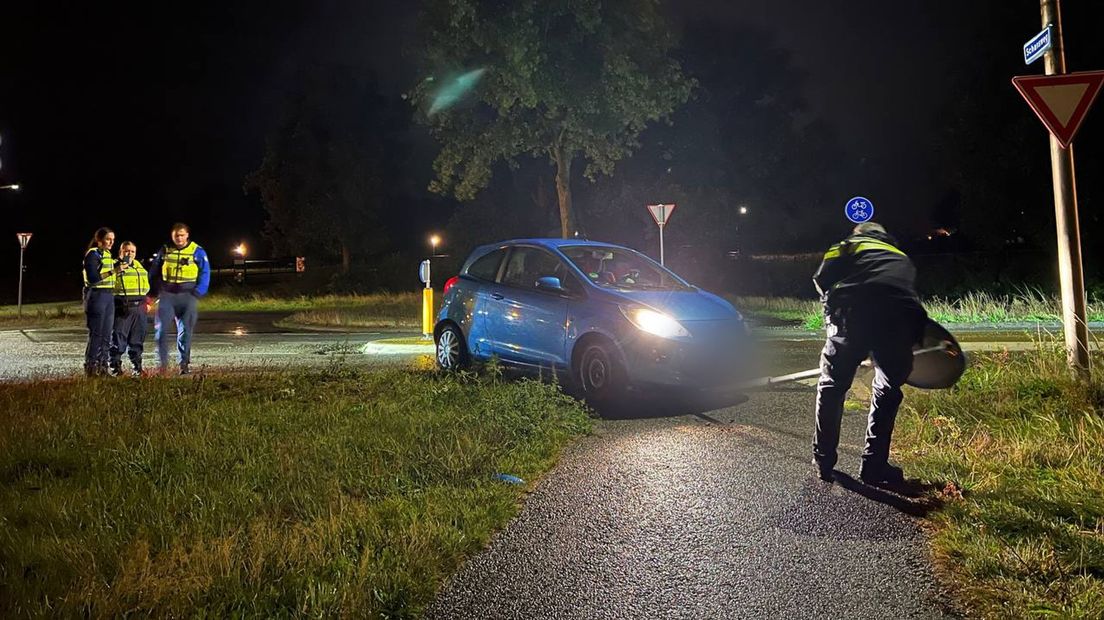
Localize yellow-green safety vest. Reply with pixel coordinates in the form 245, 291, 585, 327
821, 236, 906, 261
83, 248, 115, 289
161, 241, 200, 283
114, 259, 149, 297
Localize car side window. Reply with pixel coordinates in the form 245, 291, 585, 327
466, 248, 507, 282
551, 261, 584, 295
501, 247, 562, 290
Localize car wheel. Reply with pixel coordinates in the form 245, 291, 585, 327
577, 342, 625, 403
436, 324, 469, 370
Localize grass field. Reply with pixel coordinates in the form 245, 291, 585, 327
736, 291, 1104, 330
6, 291, 1103, 333
0, 301, 84, 330
888, 345, 1104, 617
0, 366, 591, 618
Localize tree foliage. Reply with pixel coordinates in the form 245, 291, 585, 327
414, 0, 693, 238
245, 66, 404, 271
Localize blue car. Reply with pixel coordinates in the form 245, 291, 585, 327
434, 239, 751, 401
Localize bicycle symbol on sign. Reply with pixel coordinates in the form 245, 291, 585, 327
845, 197, 874, 223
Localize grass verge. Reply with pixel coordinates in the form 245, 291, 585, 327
0, 366, 591, 617
892, 345, 1104, 616
735, 291, 1104, 330
203, 291, 428, 329
13, 291, 1102, 333
0, 301, 84, 330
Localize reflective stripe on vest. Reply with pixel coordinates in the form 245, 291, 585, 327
162, 242, 200, 283
822, 236, 906, 260
83, 248, 115, 289
114, 259, 150, 297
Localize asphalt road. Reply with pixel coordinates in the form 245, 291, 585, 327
425, 375, 956, 619
0, 312, 424, 380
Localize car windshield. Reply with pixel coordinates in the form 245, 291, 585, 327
560, 245, 692, 291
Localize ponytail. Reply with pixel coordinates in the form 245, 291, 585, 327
87, 227, 114, 250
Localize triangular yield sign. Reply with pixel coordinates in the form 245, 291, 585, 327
1012, 70, 1104, 148
646, 203, 675, 226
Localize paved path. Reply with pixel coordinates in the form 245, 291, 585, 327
0, 312, 423, 380
428, 382, 956, 619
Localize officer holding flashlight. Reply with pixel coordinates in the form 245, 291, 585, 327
110, 241, 150, 377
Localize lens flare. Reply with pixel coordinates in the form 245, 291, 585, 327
428, 68, 486, 115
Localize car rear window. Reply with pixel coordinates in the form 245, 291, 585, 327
465, 248, 506, 281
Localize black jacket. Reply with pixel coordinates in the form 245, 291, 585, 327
813, 229, 924, 314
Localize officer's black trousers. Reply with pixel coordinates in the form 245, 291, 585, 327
84, 289, 114, 374
813, 305, 916, 476
111, 301, 148, 370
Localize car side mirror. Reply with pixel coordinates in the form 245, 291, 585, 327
535, 276, 565, 293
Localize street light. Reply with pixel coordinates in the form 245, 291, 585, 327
429, 234, 441, 257
233, 243, 247, 283
0, 184, 19, 191
738, 205, 748, 215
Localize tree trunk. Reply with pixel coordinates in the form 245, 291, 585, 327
340, 241, 351, 273
533, 172, 555, 233
553, 145, 576, 238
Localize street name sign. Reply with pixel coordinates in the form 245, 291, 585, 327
1012, 71, 1104, 149
844, 197, 874, 223
1023, 26, 1053, 65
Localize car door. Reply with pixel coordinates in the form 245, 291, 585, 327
483, 246, 572, 368
460, 247, 509, 359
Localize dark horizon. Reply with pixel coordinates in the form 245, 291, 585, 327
2, 1, 1103, 303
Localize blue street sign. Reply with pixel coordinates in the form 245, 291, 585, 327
845, 197, 874, 223
1024, 26, 1052, 65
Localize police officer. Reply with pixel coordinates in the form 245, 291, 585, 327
811, 222, 927, 485
147, 223, 210, 375
83, 227, 128, 376
109, 241, 150, 377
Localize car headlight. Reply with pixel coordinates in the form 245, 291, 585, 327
620, 306, 690, 338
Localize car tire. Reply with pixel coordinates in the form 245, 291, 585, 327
436, 324, 469, 370
576, 341, 626, 404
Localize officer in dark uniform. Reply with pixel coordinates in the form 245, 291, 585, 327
83, 227, 128, 376
109, 241, 150, 377
811, 222, 927, 485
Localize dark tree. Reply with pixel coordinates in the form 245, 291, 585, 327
245, 66, 406, 272
413, 0, 693, 238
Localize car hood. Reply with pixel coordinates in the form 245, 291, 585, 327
606, 289, 741, 322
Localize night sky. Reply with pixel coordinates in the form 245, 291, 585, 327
2, 1, 1103, 303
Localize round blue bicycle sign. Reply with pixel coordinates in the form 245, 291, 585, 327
845, 196, 874, 223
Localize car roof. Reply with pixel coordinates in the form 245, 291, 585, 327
479, 238, 625, 251
462, 238, 633, 273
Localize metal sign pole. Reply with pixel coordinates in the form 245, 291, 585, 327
1041, 0, 1091, 377
15, 233, 31, 317
659, 222, 665, 266
18, 246, 25, 317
